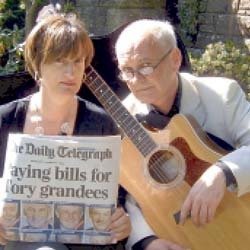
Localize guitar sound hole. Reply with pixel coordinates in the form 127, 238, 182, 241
148, 150, 179, 184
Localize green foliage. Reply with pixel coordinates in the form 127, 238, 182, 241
177, 0, 207, 46
62, 0, 77, 14
0, 0, 25, 74
0, 0, 25, 73
0, 26, 25, 75
0, 0, 25, 29
0, 0, 79, 75
190, 41, 250, 99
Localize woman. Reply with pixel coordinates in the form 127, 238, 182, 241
0, 13, 131, 250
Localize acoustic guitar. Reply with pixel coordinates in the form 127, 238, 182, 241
85, 66, 250, 250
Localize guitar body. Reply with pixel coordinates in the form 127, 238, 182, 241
85, 67, 250, 250
120, 114, 250, 250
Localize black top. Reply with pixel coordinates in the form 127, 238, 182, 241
0, 95, 127, 250
0, 95, 119, 176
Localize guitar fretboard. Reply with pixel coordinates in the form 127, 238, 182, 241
85, 66, 157, 157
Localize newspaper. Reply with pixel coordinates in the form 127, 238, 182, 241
0, 133, 121, 245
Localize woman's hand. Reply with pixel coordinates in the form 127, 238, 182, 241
0, 223, 7, 245
108, 207, 131, 242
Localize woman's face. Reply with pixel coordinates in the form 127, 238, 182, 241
39, 56, 86, 99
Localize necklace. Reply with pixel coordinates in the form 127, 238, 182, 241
34, 121, 71, 135
31, 104, 72, 136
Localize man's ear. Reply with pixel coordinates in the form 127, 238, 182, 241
170, 47, 182, 72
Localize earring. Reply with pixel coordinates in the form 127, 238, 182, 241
34, 71, 41, 85
34, 71, 39, 81
82, 73, 86, 82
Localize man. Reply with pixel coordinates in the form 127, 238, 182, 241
88, 206, 112, 231
0, 201, 19, 228
115, 19, 250, 250
55, 204, 84, 230
23, 202, 52, 229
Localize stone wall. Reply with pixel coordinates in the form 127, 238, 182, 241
196, 0, 250, 48
76, 0, 166, 36
75, 0, 249, 49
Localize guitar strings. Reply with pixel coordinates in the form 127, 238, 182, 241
85, 70, 177, 185
149, 153, 175, 184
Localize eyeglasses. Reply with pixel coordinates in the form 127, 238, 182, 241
119, 49, 172, 81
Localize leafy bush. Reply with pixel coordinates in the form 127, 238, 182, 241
0, 0, 25, 75
0, 0, 25, 29
190, 41, 250, 99
0, 26, 25, 75
177, 0, 207, 46
0, 1, 77, 75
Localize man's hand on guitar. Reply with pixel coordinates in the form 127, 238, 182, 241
179, 165, 226, 226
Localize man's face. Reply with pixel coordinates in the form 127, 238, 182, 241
0, 202, 19, 227
89, 207, 111, 231
23, 203, 51, 228
117, 34, 180, 112
56, 205, 83, 230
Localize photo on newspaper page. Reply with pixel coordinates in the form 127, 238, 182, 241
0, 133, 121, 244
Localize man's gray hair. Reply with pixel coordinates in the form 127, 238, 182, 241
115, 19, 177, 54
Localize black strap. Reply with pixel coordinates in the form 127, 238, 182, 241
206, 132, 234, 151
132, 236, 158, 250
216, 160, 237, 188
117, 186, 127, 209
135, 111, 170, 130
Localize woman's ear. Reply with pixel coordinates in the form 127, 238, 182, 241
170, 47, 182, 72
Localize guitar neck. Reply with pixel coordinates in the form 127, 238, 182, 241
85, 66, 157, 157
